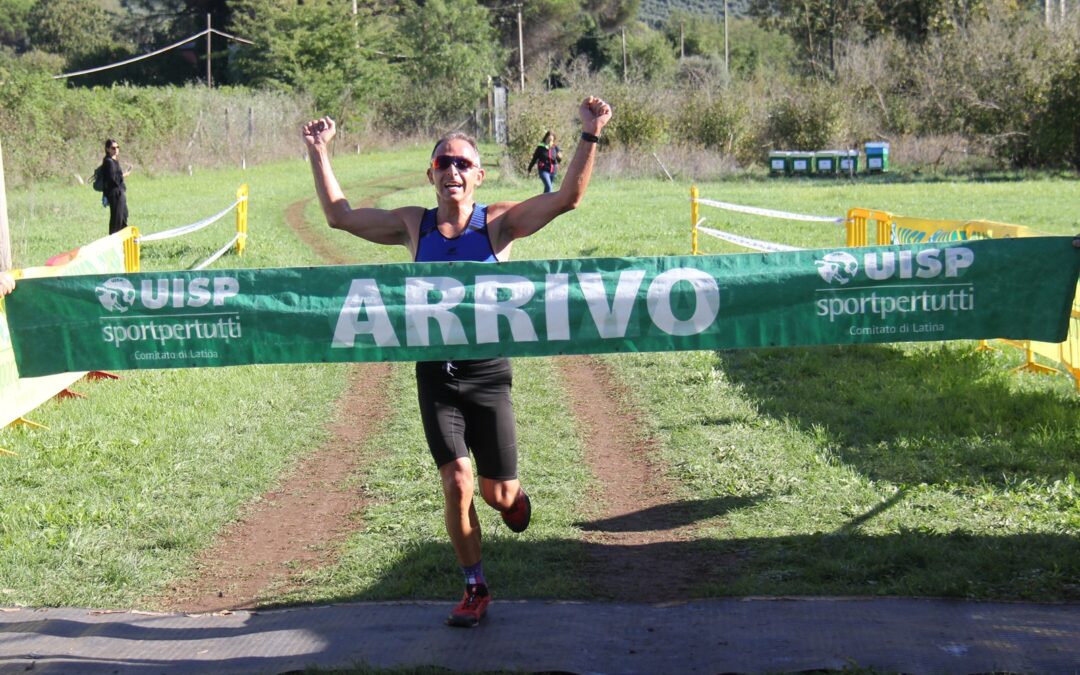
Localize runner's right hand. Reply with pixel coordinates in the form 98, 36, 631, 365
302, 117, 336, 149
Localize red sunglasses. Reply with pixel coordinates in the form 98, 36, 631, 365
431, 155, 476, 171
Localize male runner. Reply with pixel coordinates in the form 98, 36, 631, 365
302, 96, 612, 626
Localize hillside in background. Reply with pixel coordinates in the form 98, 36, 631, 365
637, 0, 750, 26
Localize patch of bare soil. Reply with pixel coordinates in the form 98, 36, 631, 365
556, 356, 717, 601
155, 363, 391, 614
153, 176, 415, 613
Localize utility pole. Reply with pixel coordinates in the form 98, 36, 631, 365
621, 27, 627, 83
1046, 0, 1053, 25
0, 139, 9, 272
724, 0, 730, 76
517, 4, 525, 92
1061, 0, 1066, 21
206, 13, 212, 88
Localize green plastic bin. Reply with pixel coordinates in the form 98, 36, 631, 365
813, 151, 839, 176
768, 151, 791, 176
789, 151, 813, 175
865, 142, 889, 173
838, 150, 859, 175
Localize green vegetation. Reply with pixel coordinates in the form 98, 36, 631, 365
1, 152, 1077, 608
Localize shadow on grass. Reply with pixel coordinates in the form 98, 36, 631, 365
319, 528, 1079, 604
574, 494, 759, 533
716, 343, 1080, 486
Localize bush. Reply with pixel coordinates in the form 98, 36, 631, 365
761, 84, 842, 151
603, 86, 670, 150
0, 62, 312, 186
505, 88, 581, 174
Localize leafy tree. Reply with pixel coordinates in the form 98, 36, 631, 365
663, 11, 794, 77
596, 21, 677, 82
27, 0, 114, 61
749, 0, 883, 74
228, 0, 397, 118
391, 0, 503, 126
0, 0, 35, 51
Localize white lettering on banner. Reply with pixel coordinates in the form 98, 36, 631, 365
544, 274, 570, 341
97, 276, 241, 313
333, 279, 400, 347
815, 287, 975, 322
404, 277, 467, 347
945, 248, 974, 277
861, 248, 973, 282
475, 275, 538, 344
577, 270, 646, 338
101, 315, 243, 347
646, 269, 721, 336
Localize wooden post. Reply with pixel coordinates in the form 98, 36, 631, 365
206, 13, 212, 88
0, 138, 10, 271
724, 0, 730, 76
621, 27, 627, 83
517, 5, 525, 92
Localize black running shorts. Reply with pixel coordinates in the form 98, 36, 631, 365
415, 358, 518, 480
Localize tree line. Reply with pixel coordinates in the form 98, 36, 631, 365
1, 0, 1078, 176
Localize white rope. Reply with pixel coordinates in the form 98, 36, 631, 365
137, 196, 246, 243
696, 197, 844, 224
54, 28, 252, 80
54, 30, 209, 80
698, 224, 801, 252
190, 232, 241, 271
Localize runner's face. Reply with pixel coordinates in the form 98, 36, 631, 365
428, 139, 483, 203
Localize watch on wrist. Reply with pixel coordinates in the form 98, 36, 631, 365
581, 131, 600, 143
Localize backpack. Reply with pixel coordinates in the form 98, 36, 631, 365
92, 165, 106, 192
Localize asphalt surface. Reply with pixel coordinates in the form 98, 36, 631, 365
1, 597, 1078, 674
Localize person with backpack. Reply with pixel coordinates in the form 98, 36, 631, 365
96, 139, 132, 235
526, 131, 563, 193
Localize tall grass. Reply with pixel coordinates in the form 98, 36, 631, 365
1, 152, 1077, 608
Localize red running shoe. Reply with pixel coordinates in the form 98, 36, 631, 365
446, 584, 490, 627
500, 487, 531, 533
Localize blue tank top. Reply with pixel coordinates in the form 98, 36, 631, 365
414, 204, 497, 263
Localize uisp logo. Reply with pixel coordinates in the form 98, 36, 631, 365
96, 278, 138, 313
96, 276, 240, 313
814, 252, 859, 285
815, 247, 974, 285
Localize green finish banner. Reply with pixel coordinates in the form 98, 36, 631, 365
5, 238, 1079, 377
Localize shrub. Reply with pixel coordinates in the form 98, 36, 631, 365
505, 88, 581, 174
760, 83, 842, 151
603, 86, 670, 150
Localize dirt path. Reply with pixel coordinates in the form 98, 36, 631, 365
156, 173, 703, 612
154, 177, 414, 614
556, 356, 715, 601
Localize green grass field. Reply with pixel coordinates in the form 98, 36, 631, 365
1, 149, 1077, 608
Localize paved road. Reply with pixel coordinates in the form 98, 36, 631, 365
1, 597, 1078, 674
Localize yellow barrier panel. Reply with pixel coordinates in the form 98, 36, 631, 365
845, 207, 893, 247
235, 183, 248, 256
690, 185, 699, 255
123, 226, 140, 272
0, 230, 128, 435
850, 204, 1080, 390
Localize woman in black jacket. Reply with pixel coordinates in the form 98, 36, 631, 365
100, 139, 132, 234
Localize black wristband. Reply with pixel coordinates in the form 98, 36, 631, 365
581, 131, 600, 143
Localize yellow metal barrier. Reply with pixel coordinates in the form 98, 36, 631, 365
849, 204, 1080, 390
845, 207, 893, 247
690, 185, 699, 255
123, 226, 140, 272
235, 183, 249, 256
